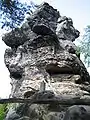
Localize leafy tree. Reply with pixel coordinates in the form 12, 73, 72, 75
0, 0, 37, 30
80, 25, 90, 67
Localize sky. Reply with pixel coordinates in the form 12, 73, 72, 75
0, 0, 90, 98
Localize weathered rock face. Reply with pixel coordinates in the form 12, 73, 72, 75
3, 2, 90, 120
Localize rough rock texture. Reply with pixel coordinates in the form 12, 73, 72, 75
3, 2, 90, 120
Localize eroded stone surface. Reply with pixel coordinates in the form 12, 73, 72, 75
3, 2, 90, 120
56, 16, 80, 41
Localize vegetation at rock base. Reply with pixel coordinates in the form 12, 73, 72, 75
0, 103, 18, 120
0, 104, 7, 120
0, 0, 37, 30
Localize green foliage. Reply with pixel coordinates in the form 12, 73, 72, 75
80, 25, 90, 67
0, 0, 37, 30
75, 46, 81, 58
0, 104, 7, 120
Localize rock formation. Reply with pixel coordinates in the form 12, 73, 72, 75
2, 2, 90, 120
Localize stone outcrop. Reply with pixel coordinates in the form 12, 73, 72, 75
2, 2, 90, 120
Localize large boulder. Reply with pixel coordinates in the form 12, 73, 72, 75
3, 2, 90, 120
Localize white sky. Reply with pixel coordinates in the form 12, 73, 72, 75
0, 0, 90, 98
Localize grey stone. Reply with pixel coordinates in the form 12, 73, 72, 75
56, 16, 80, 41
2, 28, 27, 48
59, 40, 76, 54
2, 2, 90, 120
27, 2, 60, 35
32, 22, 55, 35
64, 105, 90, 120
16, 116, 30, 120
5, 108, 20, 120
3, 2, 90, 98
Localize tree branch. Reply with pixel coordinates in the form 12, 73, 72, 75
0, 95, 90, 105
